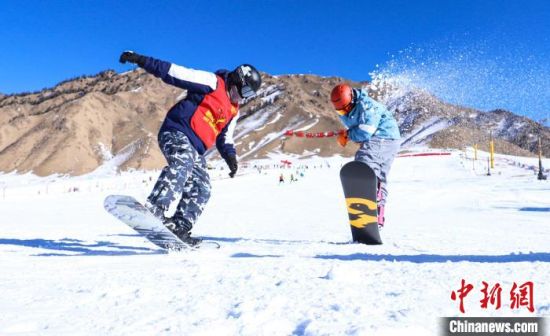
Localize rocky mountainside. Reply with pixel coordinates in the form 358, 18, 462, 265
380, 89, 550, 156
0, 69, 548, 176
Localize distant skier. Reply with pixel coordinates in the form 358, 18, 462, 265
279, 173, 285, 184
119, 51, 262, 245
331, 83, 401, 227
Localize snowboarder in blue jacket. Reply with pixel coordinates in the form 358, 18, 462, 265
331, 83, 401, 227
119, 51, 262, 245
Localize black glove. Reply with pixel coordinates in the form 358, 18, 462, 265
119, 51, 147, 67
225, 155, 238, 178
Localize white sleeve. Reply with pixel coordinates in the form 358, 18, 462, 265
167, 64, 218, 90
224, 112, 239, 145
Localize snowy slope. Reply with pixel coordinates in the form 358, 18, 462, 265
0, 150, 549, 335
400, 117, 452, 148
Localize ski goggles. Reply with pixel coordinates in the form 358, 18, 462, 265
336, 102, 354, 116
239, 84, 256, 99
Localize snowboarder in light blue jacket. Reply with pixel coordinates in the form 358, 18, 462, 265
331, 83, 401, 227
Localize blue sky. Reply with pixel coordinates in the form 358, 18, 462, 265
1, 0, 548, 120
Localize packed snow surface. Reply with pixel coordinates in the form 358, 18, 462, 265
0, 149, 549, 335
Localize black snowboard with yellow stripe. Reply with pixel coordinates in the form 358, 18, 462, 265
340, 161, 382, 245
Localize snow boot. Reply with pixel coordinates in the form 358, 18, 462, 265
163, 217, 202, 247
376, 181, 385, 228
144, 201, 167, 222
173, 229, 202, 247
377, 205, 385, 228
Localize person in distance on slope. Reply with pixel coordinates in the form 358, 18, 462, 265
119, 51, 262, 245
331, 83, 401, 227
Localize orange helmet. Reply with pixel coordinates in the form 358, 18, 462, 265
330, 83, 355, 115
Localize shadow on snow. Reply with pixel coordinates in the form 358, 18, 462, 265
493, 206, 550, 213
4, 236, 550, 262
207, 236, 550, 263
230, 252, 550, 262
519, 207, 550, 212
0, 238, 163, 256
314, 252, 550, 263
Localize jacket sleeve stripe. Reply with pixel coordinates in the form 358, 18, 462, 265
223, 113, 239, 145
359, 124, 377, 134
215, 113, 239, 159
141, 57, 217, 93
168, 64, 218, 90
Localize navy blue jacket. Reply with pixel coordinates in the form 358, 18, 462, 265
141, 57, 237, 160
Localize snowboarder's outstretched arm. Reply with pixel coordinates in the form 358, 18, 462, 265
216, 114, 239, 177
119, 51, 217, 94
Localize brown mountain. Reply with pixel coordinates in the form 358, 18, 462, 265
0, 69, 548, 176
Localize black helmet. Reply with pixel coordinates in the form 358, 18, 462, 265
228, 64, 262, 99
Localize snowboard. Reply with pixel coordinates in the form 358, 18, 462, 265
340, 161, 382, 245
103, 195, 220, 251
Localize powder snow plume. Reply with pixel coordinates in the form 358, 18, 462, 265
368, 40, 550, 125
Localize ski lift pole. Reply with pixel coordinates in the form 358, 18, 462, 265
538, 136, 547, 180
489, 132, 495, 169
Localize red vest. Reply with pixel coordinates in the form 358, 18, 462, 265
190, 76, 238, 149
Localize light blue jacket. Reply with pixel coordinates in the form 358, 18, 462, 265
338, 88, 401, 142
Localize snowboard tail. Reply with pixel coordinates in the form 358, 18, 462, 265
340, 161, 382, 245
104, 195, 218, 250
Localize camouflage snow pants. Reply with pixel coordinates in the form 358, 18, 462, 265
355, 137, 401, 206
147, 131, 211, 231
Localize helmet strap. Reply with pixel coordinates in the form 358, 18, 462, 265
228, 85, 242, 104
